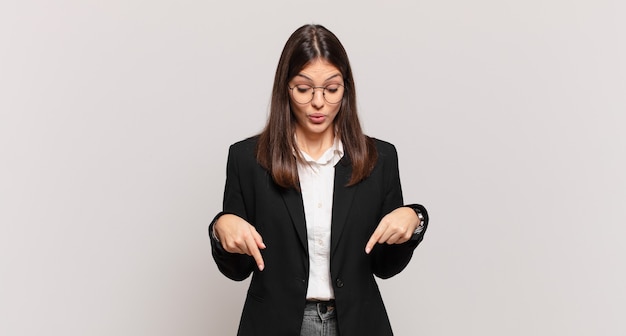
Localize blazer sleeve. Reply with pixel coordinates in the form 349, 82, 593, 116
370, 142, 428, 279
208, 144, 255, 281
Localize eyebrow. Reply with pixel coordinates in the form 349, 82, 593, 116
294, 73, 343, 82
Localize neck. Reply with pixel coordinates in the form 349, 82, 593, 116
295, 128, 335, 160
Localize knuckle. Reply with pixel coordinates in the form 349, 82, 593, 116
223, 241, 238, 252
228, 238, 248, 253
239, 230, 251, 240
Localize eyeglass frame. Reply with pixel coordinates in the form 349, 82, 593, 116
288, 84, 345, 105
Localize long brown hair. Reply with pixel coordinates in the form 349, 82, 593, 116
256, 24, 377, 189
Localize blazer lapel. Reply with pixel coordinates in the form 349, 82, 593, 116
281, 187, 308, 253
331, 155, 358, 256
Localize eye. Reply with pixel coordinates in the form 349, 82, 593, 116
295, 85, 312, 93
325, 84, 341, 93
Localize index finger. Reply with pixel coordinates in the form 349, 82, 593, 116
245, 235, 265, 271
365, 226, 385, 254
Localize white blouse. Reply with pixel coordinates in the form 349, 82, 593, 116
296, 137, 344, 300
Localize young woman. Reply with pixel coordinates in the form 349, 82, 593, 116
209, 24, 429, 336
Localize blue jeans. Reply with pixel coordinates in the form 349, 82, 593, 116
300, 301, 339, 336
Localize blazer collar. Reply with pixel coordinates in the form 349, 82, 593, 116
330, 155, 358, 256
281, 186, 308, 252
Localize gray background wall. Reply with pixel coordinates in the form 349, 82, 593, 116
1, 0, 625, 335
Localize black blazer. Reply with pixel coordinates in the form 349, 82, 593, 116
209, 136, 428, 336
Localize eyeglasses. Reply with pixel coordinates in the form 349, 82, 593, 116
288, 84, 345, 105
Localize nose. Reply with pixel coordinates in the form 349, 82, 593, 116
311, 88, 325, 108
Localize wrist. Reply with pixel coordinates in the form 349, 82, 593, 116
211, 225, 220, 242
412, 208, 425, 235
209, 212, 229, 242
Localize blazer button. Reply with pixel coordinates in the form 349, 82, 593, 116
335, 278, 344, 288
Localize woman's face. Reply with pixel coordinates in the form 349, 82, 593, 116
288, 59, 344, 139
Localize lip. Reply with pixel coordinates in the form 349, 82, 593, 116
307, 113, 326, 124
